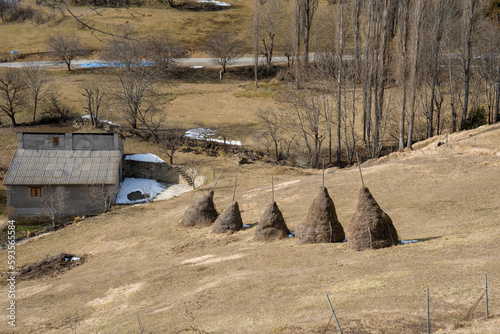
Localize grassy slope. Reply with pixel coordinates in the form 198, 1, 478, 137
0, 0, 255, 55
1, 124, 500, 333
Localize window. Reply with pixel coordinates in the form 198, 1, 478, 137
30, 187, 42, 198
52, 137, 59, 147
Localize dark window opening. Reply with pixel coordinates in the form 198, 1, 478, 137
52, 137, 59, 147
30, 187, 42, 198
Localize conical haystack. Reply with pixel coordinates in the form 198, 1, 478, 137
296, 187, 345, 244
254, 202, 290, 241
347, 186, 399, 251
182, 190, 219, 227
211, 201, 243, 234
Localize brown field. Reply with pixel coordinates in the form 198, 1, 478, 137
1, 123, 500, 333
0, 0, 256, 55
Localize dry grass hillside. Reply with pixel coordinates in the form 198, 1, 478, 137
1, 123, 500, 333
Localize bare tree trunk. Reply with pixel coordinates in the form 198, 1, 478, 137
336, 0, 345, 164
254, 0, 259, 88
398, 0, 410, 151
496, 64, 500, 123
428, 0, 445, 138
362, 0, 374, 145
461, 0, 477, 130
407, 0, 426, 149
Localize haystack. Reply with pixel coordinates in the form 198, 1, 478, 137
296, 187, 345, 244
254, 202, 290, 241
182, 190, 219, 227
211, 201, 243, 233
347, 186, 399, 251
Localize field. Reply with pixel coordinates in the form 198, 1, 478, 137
0, 0, 257, 56
1, 123, 500, 333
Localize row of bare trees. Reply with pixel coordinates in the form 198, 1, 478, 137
253, 0, 500, 167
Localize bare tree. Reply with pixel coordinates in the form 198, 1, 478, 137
86, 185, 119, 213
407, 0, 427, 149
283, 71, 325, 168
22, 63, 50, 123
258, 0, 285, 70
46, 31, 81, 72
397, 0, 410, 150
205, 31, 244, 78
461, 0, 478, 129
104, 37, 164, 136
160, 131, 185, 165
81, 82, 106, 128
0, 68, 26, 126
426, 0, 446, 138
41, 186, 68, 229
295, 0, 319, 64
257, 107, 294, 161
147, 34, 186, 76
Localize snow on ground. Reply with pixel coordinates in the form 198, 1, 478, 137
81, 115, 120, 127
197, 0, 231, 6
154, 184, 193, 201
77, 62, 155, 69
125, 153, 165, 163
116, 178, 167, 204
185, 128, 242, 146
190, 66, 204, 69
400, 240, 419, 244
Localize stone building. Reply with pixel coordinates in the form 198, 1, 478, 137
4, 132, 124, 221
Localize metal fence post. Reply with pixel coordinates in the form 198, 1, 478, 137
485, 274, 489, 318
325, 292, 343, 334
427, 288, 430, 334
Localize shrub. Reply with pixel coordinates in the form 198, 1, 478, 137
462, 107, 487, 130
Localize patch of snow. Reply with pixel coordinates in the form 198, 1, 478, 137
342, 238, 347, 242
116, 178, 167, 204
288, 232, 295, 238
185, 128, 242, 146
190, 66, 204, 69
71, 257, 80, 261
81, 115, 120, 127
154, 184, 193, 201
197, 0, 231, 6
243, 224, 250, 228
400, 240, 419, 245
125, 153, 165, 164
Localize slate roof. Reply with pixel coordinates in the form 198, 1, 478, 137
3, 149, 121, 186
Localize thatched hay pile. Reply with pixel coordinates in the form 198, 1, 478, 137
347, 186, 399, 251
254, 202, 290, 241
211, 201, 243, 234
182, 190, 219, 227
296, 187, 345, 244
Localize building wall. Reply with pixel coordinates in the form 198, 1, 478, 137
19, 133, 123, 151
7, 184, 118, 220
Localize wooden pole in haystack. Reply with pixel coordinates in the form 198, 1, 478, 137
356, 152, 365, 187
232, 165, 239, 202
211, 169, 224, 192
271, 175, 274, 203
322, 160, 325, 187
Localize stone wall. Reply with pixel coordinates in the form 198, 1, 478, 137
122, 159, 192, 186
